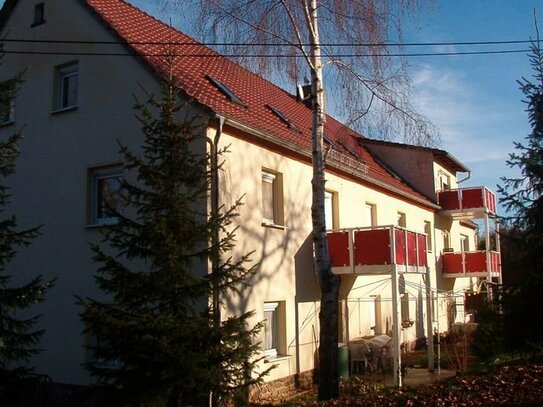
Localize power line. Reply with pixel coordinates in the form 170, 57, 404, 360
0, 37, 539, 47
0, 48, 531, 58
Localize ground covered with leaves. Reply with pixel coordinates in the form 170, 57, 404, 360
268, 361, 543, 406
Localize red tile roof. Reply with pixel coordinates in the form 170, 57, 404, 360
84, 0, 433, 206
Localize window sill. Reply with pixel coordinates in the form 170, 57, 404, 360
31, 20, 46, 28
261, 221, 287, 230
85, 221, 119, 229
264, 354, 291, 363
51, 105, 78, 115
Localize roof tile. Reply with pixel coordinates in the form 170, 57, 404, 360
85, 0, 431, 204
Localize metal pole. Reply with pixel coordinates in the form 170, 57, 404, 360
390, 226, 402, 387
484, 213, 492, 299
495, 218, 502, 285
425, 268, 434, 371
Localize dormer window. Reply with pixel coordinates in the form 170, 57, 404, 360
267, 105, 300, 133
31, 3, 45, 27
206, 75, 246, 108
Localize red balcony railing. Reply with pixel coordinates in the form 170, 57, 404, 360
437, 186, 496, 217
441, 250, 501, 278
327, 226, 428, 275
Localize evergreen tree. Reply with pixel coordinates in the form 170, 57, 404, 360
0, 72, 53, 392
498, 34, 543, 352
80, 81, 268, 406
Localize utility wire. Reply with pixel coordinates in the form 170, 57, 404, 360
0, 49, 531, 57
0, 38, 539, 47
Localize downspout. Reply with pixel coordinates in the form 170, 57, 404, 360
457, 171, 471, 184
208, 115, 224, 328
208, 115, 224, 407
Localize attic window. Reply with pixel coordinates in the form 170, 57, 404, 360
31, 3, 45, 27
267, 105, 301, 133
323, 135, 334, 146
206, 76, 246, 108
338, 140, 359, 160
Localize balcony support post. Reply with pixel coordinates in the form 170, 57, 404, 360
495, 218, 502, 285
484, 213, 492, 299
390, 226, 402, 387
425, 268, 435, 371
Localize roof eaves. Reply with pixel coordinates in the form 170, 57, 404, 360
220, 115, 439, 210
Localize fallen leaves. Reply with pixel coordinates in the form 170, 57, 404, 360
298, 361, 543, 406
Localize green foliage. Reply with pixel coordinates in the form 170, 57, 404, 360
497, 36, 543, 353
80, 82, 267, 406
0, 70, 53, 393
470, 296, 503, 361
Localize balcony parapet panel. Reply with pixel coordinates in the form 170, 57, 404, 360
327, 226, 428, 275
438, 186, 497, 219
441, 250, 501, 278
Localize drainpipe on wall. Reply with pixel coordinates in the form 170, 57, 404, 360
207, 115, 224, 407
457, 171, 471, 184
208, 116, 224, 328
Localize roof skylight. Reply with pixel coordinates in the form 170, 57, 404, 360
338, 140, 359, 160
206, 75, 246, 108
267, 105, 301, 133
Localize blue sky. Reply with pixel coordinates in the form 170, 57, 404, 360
132, 1, 541, 215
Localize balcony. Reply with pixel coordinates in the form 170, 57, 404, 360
327, 226, 428, 275
437, 186, 497, 219
441, 250, 501, 278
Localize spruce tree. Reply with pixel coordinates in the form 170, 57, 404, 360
498, 34, 543, 352
80, 81, 267, 406
0, 72, 53, 392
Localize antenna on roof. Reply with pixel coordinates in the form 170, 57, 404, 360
296, 83, 312, 106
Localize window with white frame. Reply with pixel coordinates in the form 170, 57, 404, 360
443, 231, 451, 252
0, 81, 15, 125
89, 166, 124, 225
364, 203, 376, 227
401, 293, 411, 327
424, 221, 433, 252
261, 170, 283, 226
460, 234, 469, 252
439, 172, 451, 191
31, 3, 45, 27
397, 212, 406, 228
264, 301, 285, 357
324, 190, 338, 230
54, 62, 78, 111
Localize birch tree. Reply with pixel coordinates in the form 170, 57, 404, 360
165, 0, 436, 400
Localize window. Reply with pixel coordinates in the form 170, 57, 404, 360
264, 301, 285, 358
267, 104, 301, 133
439, 172, 451, 191
324, 190, 338, 230
87, 324, 122, 368
364, 203, 376, 227
401, 293, 412, 327
54, 62, 78, 111
460, 234, 469, 252
261, 170, 283, 226
396, 212, 406, 228
0, 81, 15, 125
89, 166, 124, 225
424, 221, 433, 252
206, 75, 246, 108
442, 231, 451, 251
31, 3, 45, 27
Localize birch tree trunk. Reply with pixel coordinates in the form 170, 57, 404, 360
306, 0, 340, 400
